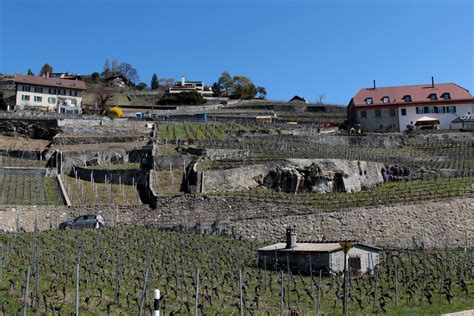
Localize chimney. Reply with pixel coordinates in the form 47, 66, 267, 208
46, 72, 50, 78
181, 76, 186, 85
373, 80, 376, 89
431, 76, 434, 88
285, 227, 297, 249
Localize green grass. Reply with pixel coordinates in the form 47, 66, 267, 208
44, 176, 63, 205
0, 228, 472, 315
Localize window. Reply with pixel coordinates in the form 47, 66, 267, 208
360, 110, 367, 118
365, 98, 373, 105
416, 107, 424, 114
34, 87, 43, 93
375, 109, 381, 117
424, 107, 430, 113
48, 97, 56, 104
69, 90, 78, 96
403, 95, 412, 102
428, 94, 437, 100
447, 106, 456, 113
389, 109, 396, 117
58, 89, 66, 95
401, 108, 407, 116
34, 96, 42, 102
382, 96, 390, 103
22, 85, 31, 92
21, 95, 30, 101
49, 88, 57, 94
71, 99, 78, 106
441, 93, 451, 100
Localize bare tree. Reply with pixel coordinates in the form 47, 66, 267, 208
318, 93, 325, 105
91, 84, 112, 114
117, 63, 139, 84
158, 78, 175, 89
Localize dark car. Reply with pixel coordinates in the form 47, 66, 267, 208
59, 215, 105, 230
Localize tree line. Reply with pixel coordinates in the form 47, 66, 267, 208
25, 61, 267, 100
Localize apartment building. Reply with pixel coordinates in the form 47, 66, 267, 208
13, 74, 87, 114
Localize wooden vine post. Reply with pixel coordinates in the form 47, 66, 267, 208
339, 241, 353, 316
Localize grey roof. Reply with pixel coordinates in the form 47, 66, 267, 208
257, 242, 381, 253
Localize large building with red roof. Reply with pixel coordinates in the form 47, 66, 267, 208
347, 81, 474, 132
13, 74, 87, 114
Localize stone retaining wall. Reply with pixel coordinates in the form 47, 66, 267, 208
1, 195, 472, 248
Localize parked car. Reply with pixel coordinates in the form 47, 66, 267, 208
59, 215, 105, 230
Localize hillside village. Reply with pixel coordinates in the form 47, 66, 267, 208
0, 63, 473, 315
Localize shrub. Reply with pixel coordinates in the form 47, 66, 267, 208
158, 91, 206, 105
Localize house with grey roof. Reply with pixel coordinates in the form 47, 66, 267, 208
257, 228, 380, 275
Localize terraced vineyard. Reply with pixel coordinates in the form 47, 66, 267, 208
62, 175, 143, 206
0, 169, 62, 205
198, 137, 474, 175
210, 177, 474, 211
0, 228, 472, 315
156, 123, 276, 143
0, 155, 47, 168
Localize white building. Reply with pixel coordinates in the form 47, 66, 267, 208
348, 81, 474, 132
168, 76, 213, 97
13, 74, 87, 114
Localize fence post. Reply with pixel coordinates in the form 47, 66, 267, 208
153, 289, 160, 316
75, 261, 80, 316
194, 268, 200, 316
280, 270, 284, 316
23, 266, 31, 316
239, 268, 244, 316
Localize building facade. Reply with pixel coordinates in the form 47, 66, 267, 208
347, 82, 474, 132
13, 74, 87, 114
169, 76, 213, 97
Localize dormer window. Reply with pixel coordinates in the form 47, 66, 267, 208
365, 97, 373, 105
441, 93, 451, 100
382, 96, 390, 103
428, 93, 437, 100
403, 95, 412, 102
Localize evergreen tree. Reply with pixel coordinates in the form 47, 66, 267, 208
27, 68, 34, 76
151, 73, 159, 90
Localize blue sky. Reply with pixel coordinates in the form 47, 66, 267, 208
0, 0, 472, 104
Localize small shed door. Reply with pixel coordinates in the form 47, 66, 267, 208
349, 256, 361, 274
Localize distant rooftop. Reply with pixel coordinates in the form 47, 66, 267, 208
14, 74, 87, 90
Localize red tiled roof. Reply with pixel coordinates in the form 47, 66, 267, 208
352, 83, 472, 107
13, 74, 87, 90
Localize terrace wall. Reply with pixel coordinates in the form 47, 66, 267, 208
72, 165, 148, 185
0, 196, 472, 248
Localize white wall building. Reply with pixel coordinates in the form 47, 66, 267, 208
13, 74, 87, 114
168, 76, 213, 97
348, 81, 474, 132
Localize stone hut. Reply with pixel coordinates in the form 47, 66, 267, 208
257, 228, 381, 275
